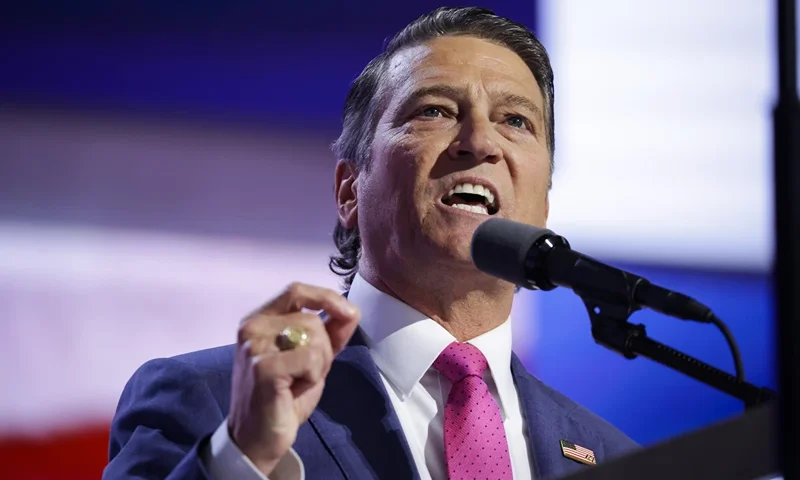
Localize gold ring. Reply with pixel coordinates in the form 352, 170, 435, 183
276, 325, 310, 351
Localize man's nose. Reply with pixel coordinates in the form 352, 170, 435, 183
447, 117, 502, 163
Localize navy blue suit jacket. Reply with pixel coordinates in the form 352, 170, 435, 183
104, 331, 638, 479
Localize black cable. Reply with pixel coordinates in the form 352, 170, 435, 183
706, 313, 745, 383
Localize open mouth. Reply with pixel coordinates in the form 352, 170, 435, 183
441, 182, 499, 216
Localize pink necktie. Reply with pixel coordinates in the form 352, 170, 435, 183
433, 342, 513, 479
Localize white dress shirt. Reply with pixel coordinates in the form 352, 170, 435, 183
203, 273, 534, 479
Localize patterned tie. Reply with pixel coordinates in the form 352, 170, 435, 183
433, 342, 513, 479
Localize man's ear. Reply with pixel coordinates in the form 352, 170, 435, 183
334, 160, 359, 229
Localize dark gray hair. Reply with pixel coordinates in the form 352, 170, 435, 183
329, 6, 555, 288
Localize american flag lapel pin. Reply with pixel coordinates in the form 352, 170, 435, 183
560, 439, 597, 466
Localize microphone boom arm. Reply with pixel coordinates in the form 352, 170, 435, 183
581, 295, 776, 409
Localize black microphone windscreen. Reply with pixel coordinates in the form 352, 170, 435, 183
470, 218, 554, 286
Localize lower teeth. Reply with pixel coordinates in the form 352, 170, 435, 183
450, 203, 488, 215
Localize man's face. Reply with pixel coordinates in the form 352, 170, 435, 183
345, 35, 551, 273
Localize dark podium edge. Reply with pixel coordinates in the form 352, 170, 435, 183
559, 404, 780, 480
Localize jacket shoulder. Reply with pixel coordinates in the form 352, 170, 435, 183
106, 345, 237, 477
112, 344, 236, 431
119, 344, 236, 406
169, 343, 236, 375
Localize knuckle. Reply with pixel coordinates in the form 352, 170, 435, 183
253, 356, 278, 379
307, 348, 323, 367
323, 288, 343, 303
311, 349, 331, 376
237, 320, 259, 345
296, 314, 324, 335
302, 323, 328, 349
303, 356, 323, 382
285, 282, 305, 297
238, 338, 254, 357
313, 337, 333, 360
308, 367, 324, 384
238, 337, 268, 363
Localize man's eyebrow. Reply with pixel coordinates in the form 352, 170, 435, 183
397, 85, 467, 112
495, 92, 544, 121
396, 84, 544, 121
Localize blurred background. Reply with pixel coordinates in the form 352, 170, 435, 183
0, 0, 786, 478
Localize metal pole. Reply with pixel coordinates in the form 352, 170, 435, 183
773, 0, 800, 477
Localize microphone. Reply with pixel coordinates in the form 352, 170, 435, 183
470, 217, 713, 323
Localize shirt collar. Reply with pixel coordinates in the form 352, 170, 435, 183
349, 273, 516, 420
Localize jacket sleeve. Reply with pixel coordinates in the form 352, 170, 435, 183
103, 357, 226, 479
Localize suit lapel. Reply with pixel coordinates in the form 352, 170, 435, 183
309, 329, 419, 480
511, 354, 595, 479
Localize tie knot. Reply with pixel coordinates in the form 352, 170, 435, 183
433, 342, 489, 383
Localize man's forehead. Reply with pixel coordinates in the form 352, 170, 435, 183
383, 36, 542, 106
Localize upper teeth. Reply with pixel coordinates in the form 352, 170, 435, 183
448, 182, 496, 207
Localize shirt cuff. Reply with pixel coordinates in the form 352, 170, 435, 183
201, 420, 305, 480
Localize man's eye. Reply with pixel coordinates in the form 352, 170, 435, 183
506, 115, 527, 129
420, 106, 443, 118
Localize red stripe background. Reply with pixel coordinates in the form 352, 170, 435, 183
0, 425, 109, 479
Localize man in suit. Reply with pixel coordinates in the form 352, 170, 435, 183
104, 6, 639, 480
